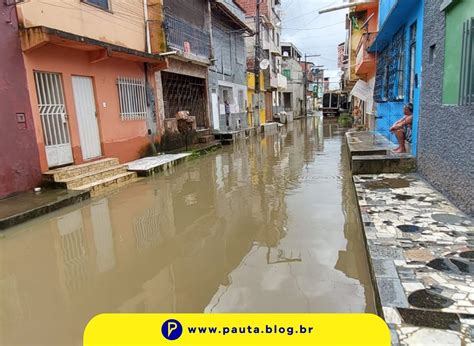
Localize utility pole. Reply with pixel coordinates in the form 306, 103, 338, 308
254, 0, 261, 127
303, 53, 320, 117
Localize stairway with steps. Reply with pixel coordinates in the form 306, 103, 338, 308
196, 128, 216, 144
43, 158, 137, 197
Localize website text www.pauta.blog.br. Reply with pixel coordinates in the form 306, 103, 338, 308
186, 324, 314, 336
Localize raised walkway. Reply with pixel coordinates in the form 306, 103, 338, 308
347, 131, 473, 345
354, 173, 473, 345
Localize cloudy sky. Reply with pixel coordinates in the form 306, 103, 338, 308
281, 0, 348, 88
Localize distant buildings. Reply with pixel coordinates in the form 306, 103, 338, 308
281, 42, 304, 119
235, 0, 287, 124
339, 1, 379, 129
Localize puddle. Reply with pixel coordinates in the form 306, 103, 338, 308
408, 289, 455, 309
364, 178, 410, 190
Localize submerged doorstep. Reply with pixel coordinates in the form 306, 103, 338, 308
127, 153, 192, 177
353, 173, 474, 345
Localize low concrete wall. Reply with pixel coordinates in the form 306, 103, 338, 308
352, 155, 417, 175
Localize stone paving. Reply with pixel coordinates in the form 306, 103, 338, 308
353, 173, 473, 345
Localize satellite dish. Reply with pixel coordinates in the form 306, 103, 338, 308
259, 59, 270, 70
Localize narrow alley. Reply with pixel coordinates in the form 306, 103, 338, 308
0, 118, 375, 345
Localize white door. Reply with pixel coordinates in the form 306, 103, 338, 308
211, 91, 220, 131
34, 72, 73, 167
72, 76, 102, 160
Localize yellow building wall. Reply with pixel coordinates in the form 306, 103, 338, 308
17, 0, 146, 52
247, 72, 266, 126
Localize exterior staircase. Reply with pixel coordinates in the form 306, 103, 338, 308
196, 128, 216, 144
43, 158, 137, 197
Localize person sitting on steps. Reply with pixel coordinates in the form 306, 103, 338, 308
390, 103, 413, 154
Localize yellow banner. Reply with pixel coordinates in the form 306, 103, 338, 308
84, 314, 390, 345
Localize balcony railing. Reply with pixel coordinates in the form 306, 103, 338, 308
163, 13, 211, 59
356, 32, 377, 74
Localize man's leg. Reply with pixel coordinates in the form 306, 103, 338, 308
393, 129, 406, 153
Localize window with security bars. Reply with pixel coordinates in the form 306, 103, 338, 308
459, 17, 473, 106
374, 28, 405, 102
117, 77, 148, 121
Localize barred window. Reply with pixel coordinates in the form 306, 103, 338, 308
117, 77, 147, 121
374, 28, 405, 102
459, 17, 473, 105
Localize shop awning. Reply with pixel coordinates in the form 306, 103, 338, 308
20, 26, 168, 67
368, 0, 417, 53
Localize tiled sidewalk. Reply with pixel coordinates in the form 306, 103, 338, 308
127, 153, 191, 176
353, 173, 473, 345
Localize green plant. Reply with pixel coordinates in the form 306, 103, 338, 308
338, 113, 353, 128
189, 145, 222, 160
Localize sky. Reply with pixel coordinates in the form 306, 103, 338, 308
281, 0, 348, 89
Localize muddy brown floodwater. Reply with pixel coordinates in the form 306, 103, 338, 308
0, 117, 375, 346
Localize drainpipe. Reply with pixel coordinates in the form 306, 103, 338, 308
144, 0, 151, 54
207, 0, 214, 61
144, 62, 158, 155
207, 0, 215, 130
142, 0, 157, 155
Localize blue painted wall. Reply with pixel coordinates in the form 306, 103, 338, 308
375, 0, 424, 156
379, 0, 398, 27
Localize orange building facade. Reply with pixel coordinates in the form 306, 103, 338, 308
16, 0, 167, 172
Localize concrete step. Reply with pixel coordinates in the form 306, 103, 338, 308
196, 128, 211, 137
43, 158, 119, 182
352, 154, 417, 174
198, 134, 215, 144
71, 172, 138, 197
55, 165, 129, 190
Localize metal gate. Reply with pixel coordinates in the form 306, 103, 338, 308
34, 72, 73, 167
161, 72, 208, 128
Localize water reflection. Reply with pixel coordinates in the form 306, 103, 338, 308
0, 117, 374, 345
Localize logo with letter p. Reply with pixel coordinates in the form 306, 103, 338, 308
161, 319, 183, 341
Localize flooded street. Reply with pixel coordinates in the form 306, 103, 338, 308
0, 118, 374, 345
